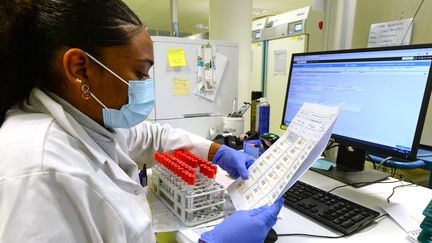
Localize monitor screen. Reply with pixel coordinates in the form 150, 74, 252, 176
281, 44, 432, 185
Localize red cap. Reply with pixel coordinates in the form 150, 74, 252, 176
189, 173, 195, 185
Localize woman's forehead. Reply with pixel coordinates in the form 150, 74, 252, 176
103, 29, 153, 62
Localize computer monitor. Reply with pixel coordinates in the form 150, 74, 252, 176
281, 44, 432, 186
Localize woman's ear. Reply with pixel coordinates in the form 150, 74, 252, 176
62, 48, 90, 88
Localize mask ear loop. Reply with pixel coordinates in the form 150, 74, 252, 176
84, 52, 129, 86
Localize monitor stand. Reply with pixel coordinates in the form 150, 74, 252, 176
311, 145, 390, 187
310, 167, 390, 187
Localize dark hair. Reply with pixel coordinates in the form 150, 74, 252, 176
0, 0, 143, 124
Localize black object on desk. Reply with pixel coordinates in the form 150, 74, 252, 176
213, 134, 243, 150
283, 180, 380, 235
260, 133, 280, 150
264, 228, 278, 243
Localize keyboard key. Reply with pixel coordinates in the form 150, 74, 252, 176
341, 220, 355, 228
352, 214, 365, 222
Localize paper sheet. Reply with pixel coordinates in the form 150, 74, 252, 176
368, 18, 413, 47
381, 203, 423, 232
228, 102, 341, 210
150, 194, 235, 232
274, 49, 287, 75
150, 194, 186, 232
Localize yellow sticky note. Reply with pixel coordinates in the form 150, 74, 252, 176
173, 78, 189, 96
168, 48, 187, 67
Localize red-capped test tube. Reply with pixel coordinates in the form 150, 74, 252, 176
154, 151, 197, 193
186, 150, 217, 185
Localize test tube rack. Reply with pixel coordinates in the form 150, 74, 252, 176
150, 149, 226, 226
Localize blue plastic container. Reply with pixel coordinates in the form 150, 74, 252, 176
256, 97, 270, 135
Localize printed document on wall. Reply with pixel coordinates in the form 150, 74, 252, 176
273, 49, 287, 75
368, 18, 413, 47
228, 102, 341, 210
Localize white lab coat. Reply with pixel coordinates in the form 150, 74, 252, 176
0, 88, 212, 242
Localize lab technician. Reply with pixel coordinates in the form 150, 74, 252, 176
0, 0, 283, 242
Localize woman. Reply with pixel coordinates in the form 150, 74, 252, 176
0, 0, 283, 242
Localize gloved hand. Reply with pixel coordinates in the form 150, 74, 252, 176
212, 144, 255, 179
200, 198, 284, 243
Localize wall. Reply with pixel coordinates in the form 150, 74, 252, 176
209, 0, 252, 134
352, 0, 432, 48
323, 0, 357, 50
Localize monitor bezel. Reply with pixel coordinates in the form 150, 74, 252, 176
280, 43, 432, 162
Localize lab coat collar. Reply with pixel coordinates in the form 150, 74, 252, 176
28, 88, 108, 165
27, 88, 143, 193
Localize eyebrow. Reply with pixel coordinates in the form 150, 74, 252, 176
135, 59, 154, 66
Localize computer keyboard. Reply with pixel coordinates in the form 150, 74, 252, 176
283, 180, 380, 235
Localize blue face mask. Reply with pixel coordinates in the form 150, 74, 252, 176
85, 52, 155, 129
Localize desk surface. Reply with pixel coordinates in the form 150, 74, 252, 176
273, 170, 432, 242
176, 169, 432, 242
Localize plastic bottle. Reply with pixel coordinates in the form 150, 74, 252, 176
256, 97, 270, 135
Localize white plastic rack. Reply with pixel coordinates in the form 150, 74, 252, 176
150, 150, 226, 226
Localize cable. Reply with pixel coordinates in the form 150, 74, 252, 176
366, 154, 377, 169
325, 139, 335, 150
277, 214, 388, 239
323, 140, 335, 158
376, 156, 393, 170
324, 176, 417, 203
327, 178, 405, 193
400, 0, 424, 45
327, 144, 340, 150
393, 169, 416, 184
387, 183, 417, 203
323, 139, 339, 158
277, 232, 347, 239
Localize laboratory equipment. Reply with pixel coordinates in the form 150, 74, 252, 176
230, 102, 250, 118
222, 116, 244, 137
283, 180, 380, 234
281, 44, 432, 185
150, 149, 226, 226
250, 6, 323, 135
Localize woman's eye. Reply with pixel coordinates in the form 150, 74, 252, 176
136, 71, 148, 80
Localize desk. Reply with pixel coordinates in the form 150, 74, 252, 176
177, 170, 432, 242
273, 170, 432, 242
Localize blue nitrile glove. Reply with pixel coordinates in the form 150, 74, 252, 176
212, 145, 255, 179
200, 198, 284, 243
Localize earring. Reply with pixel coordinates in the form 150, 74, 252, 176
75, 78, 82, 84
81, 84, 91, 100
